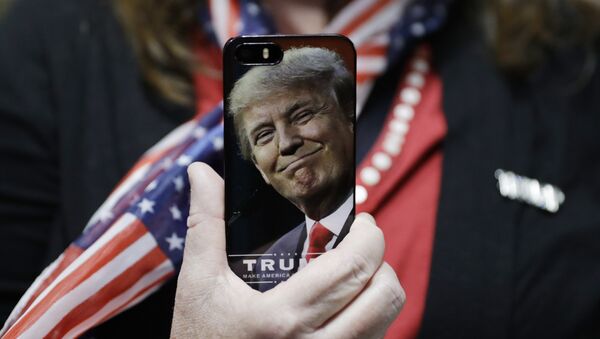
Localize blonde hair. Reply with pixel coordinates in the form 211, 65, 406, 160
228, 47, 354, 160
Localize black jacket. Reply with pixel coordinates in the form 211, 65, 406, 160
0, 0, 192, 336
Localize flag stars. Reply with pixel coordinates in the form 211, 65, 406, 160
212, 137, 224, 151
137, 198, 155, 215
173, 176, 184, 192
247, 2, 260, 16
165, 232, 184, 251
177, 154, 192, 166
410, 22, 426, 37
170, 205, 182, 221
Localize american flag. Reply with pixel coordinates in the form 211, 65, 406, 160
1, 0, 448, 337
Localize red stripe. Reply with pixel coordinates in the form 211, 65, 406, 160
228, 0, 240, 38
339, 0, 393, 37
95, 271, 173, 329
357, 72, 381, 83
17, 245, 83, 320
193, 31, 223, 118
116, 140, 177, 189
115, 122, 200, 192
357, 44, 388, 56
45, 247, 169, 338
5, 220, 148, 338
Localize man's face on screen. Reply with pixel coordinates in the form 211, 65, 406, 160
242, 88, 353, 211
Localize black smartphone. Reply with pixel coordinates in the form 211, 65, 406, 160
223, 35, 356, 291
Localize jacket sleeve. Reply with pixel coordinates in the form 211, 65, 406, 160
0, 0, 60, 321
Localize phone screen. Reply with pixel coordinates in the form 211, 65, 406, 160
223, 35, 356, 291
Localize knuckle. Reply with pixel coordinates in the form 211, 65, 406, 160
186, 213, 222, 229
186, 212, 207, 227
348, 252, 374, 287
379, 265, 406, 316
386, 281, 406, 316
368, 224, 385, 250
355, 218, 385, 250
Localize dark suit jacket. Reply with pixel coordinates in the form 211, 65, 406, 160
256, 212, 354, 292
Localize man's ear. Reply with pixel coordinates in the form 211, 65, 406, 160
251, 154, 271, 185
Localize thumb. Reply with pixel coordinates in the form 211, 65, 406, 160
183, 162, 226, 275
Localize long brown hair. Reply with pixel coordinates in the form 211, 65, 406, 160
113, 0, 600, 104
486, 0, 600, 77
112, 0, 204, 105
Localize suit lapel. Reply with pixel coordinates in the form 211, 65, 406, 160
333, 208, 355, 247
292, 222, 307, 274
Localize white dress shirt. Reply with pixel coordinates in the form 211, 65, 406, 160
299, 194, 354, 269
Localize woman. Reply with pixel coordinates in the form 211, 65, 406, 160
1, 0, 599, 337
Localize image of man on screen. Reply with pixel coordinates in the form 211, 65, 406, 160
229, 47, 355, 290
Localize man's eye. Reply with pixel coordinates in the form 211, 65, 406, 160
294, 110, 314, 124
255, 130, 274, 145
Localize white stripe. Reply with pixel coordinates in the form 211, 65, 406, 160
119, 281, 164, 313
0, 254, 64, 336
348, 1, 406, 46
62, 260, 173, 339
367, 33, 390, 46
85, 165, 150, 231
324, 0, 378, 33
210, 0, 230, 47
143, 119, 196, 157
358, 56, 387, 74
19, 233, 158, 338
14, 213, 138, 327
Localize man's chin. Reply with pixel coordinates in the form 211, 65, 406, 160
287, 182, 330, 206
286, 168, 319, 193
288, 183, 319, 199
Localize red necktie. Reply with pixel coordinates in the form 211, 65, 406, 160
306, 222, 335, 262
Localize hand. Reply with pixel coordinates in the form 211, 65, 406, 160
171, 162, 405, 338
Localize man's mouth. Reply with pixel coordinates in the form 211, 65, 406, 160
277, 147, 323, 173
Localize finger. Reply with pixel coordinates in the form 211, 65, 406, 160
183, 162, 226, 276
317, 262, 405, 338
187, 162, 224, 219
265, 213, 385, 329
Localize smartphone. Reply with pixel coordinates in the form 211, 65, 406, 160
223, 35, 356, 291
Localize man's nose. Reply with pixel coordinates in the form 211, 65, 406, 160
278, 126, 303, 156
